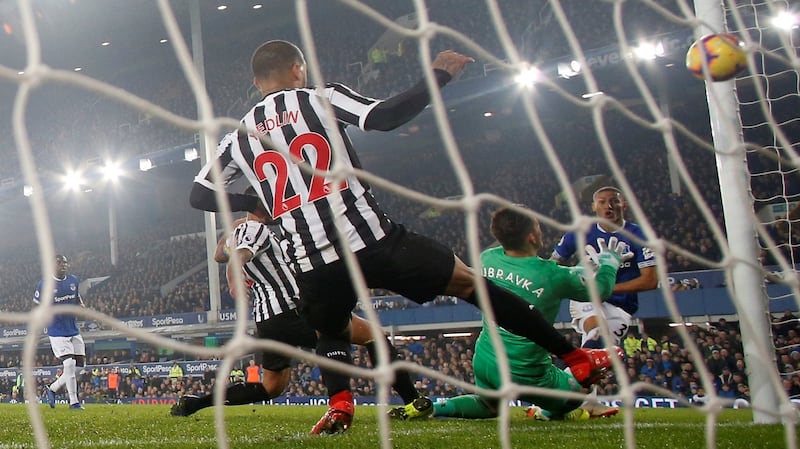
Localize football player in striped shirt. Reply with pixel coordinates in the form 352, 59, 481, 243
34, 254, 86, 410
190, 40, 617, 434
171, 210, 426, 418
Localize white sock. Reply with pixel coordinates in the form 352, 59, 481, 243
63, 358, 78, 405
50, 371, 67, 393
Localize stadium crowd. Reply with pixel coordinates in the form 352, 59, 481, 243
2, 315, 799, 405
1, 0, 796, 319
0, 0, 797, 414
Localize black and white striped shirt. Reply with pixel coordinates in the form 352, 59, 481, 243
195, 83, 394, 272
230, 220, 299, 322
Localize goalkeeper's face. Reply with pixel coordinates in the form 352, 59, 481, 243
592, 190, 626, 225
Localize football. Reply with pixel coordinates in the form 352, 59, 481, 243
685, 33, 747, 81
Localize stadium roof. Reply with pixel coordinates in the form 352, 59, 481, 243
0, 0, 295, 81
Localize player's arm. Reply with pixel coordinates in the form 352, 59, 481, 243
612, 240, 658, 293
550, 232, 577, 266
214, 218, 250, 263
214, 236, 230, 264
226, 247, 255, 298
362, 51, 473, 131
556, 263, 617, 301
189, 132, 267, 217
613, 265, 658, 293
558, 237, 631, 300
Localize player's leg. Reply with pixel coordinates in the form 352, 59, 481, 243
523, 366, 588, 421
349, 314, 433, 419
309, 323, 355, 435
295, 267, 358, 435
171, 312, 316, 416
70, 335, 86, 409
570, 301, 604, 349
432, 353, 499, 419
600, 303, 632, 347
366, 227, 613, 387
46, 336, 81, 409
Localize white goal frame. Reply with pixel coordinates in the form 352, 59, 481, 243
694, 0, 788, 425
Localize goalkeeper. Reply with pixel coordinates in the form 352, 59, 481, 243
430, 207, 628, 421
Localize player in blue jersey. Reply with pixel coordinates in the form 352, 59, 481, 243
551, 187, 658, 349
33, 254, 86, 409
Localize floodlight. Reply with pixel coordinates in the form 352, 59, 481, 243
633, 41, 665, 60
139, 158, 154, 172
102, 161, 123, 182
772, 10, 798, 30
64, 170, 85, 192
514, 65, 541, 88
557, 62, 579, 79
23, 185, 33, 197
184, 148, 198, 161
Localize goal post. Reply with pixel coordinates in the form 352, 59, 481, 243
692, 0, 785, 424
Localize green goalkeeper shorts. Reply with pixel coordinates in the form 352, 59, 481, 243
474, 355, 583, 414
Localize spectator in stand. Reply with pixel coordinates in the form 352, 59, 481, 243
706, 348, 728, 377
107, 368, 120, 401
718, 382, 736, 401
640, 332, 658, 353
229, 366, 245, 384
717, 366, 735, 392
245, 359, 261, 385
623, 331, 641, 358
657, 350, 674, 374
691, 387, 708, 406
640, 357, 658, 381
169, 362, 184, 385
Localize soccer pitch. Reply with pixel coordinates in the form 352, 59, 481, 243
0, 404, 793, 449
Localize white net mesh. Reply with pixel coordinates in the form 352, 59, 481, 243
0, 0, 799, 448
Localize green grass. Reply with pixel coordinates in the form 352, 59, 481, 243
0, 404, 794, 449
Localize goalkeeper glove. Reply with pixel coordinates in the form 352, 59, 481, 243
585, 236, 634, 269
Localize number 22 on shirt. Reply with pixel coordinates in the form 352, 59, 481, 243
253, 132, 348, 218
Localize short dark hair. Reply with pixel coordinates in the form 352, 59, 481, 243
55, 254, 68, 263
251, 40, 305, 79
490, 207, 535, 251
592, 186, 623, 201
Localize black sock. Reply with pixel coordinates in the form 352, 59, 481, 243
316, 333, 353, 396
193, 382, 272, 410
365, 338, 420, 404
464, 279, 574, 356
225, 382, 272, 405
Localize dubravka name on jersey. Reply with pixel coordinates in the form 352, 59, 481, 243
482, 267, 543, 297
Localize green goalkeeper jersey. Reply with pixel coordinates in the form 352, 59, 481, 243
474, 246, 618, 376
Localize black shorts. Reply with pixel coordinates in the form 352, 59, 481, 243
255, 310, 318, 372
296, 224, 455, 335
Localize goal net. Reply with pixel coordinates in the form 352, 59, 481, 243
0, 0, 798, 448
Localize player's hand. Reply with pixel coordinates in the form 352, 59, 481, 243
431, 50, 474, 78
586, 237, 633, 268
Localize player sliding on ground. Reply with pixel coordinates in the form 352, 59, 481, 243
431, 207, 626, 421
190, 40, 618, 435
171, 209, 427, 416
